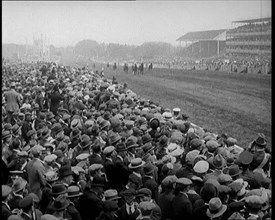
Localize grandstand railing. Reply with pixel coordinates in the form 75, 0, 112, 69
226, 41, 271, 46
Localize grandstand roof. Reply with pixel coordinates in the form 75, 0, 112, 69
233, 17, 271, 23
176, 29, 227, 41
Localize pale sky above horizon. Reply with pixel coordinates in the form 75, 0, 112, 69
2, 1, 271, 47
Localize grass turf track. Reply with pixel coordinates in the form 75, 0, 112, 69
102, 66, 271, 151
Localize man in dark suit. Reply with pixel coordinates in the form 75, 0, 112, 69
2, 185, 13, 220
142, 162, 159, 200
89, 140, 103, 165
157, 176, 177, 220
77, 176, 105, 220
171, 178, 193, 220
103, 146, 116, 189
117, 189, 139, 220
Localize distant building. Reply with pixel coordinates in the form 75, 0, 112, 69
226, 17, 271, 56
176, 29, 227, 58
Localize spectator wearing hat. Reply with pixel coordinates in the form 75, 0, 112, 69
125, 137, 138, 162
103, 146, 117, 189
69, 129, 81, 151
137, 201, 156, 220
128, 158, 145, 190
4, 82, 22, 123
19, 194, 42, 220
21, 111, 33, 143
95, 200, 119, 220
249, 133, 271, 174
206, 197, 228, 220
57, 165, 74, 188
71, 135, 91, 166
117, 188, 139, 220
26, 145, 47, 200
8, 177, 28, 210
142, 162, 159, 200
171, 178, 193, 220
45, 182, 68, 215
89, 140, 103, 165
136, 188, 161, 220
176, 149, 199, 179
66, 186, 82, 220
48, 85, 64, 116
245, 195, 265, 220
51, 194, 69, 220
88, 164, 106, 184
78, 175, 105, 220
2, 185, 13, 220
154, 135, 168, 160
204, 154, 226, 182
157, 175, 177, 220
192, 182, 219, 220
40, 171, 59, 214
112, 143, 130, 192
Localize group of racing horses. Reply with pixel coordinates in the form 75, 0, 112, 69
108, 62, 153, 75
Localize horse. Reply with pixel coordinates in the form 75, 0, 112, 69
138, 63, 144, 75
148, 63, 153, 72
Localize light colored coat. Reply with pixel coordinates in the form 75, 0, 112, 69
4, 89, 22, 113
26, 158, 47, 200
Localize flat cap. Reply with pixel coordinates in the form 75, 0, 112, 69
76, 153, 90, 161
103, 146, 115, 155
88, 163, 103, 172
138, 201, 155, 215
44, 154, 58, 163
161, 175, 178, 187
30, 145, 45, 155
176, 177, 192, 185
137, 188, 152, 197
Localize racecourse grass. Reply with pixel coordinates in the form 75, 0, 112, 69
102, 66, 271, 151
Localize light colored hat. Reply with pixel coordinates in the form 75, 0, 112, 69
88, 164, 103, 172
76, 153, 90, 161
45, 171, 59, 182
176, 177, 192, 185
185, 150, 200, 165
162, 112, 173, 120
103, 189, 121, 201
172, 107, 181, 113
193, 160, 209, 174
128, 158, 145, 169
167, 143, 184, 157
44, 154, 58, 163
103, 146, 115, 155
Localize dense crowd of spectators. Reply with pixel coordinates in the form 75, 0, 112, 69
1, 58, 271, 220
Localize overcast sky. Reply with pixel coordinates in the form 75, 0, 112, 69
2, 1, 271, 47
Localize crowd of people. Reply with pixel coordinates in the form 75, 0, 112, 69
1, 58, 272, 220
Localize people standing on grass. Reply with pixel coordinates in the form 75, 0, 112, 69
1, 58, 271, 220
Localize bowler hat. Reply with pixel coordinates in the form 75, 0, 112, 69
51, 183, 67, 196
58, 165, 73, 178
200, 183, 219, 202
149, 118, 160, 130
207, 197, 227, 218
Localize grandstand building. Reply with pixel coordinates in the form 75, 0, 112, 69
176, 29, 227, 58
226, 17, 271, 56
